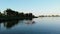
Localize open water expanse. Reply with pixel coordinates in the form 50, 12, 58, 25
0, 17, 60, 34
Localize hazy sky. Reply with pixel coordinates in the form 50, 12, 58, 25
0, 0, 60, 16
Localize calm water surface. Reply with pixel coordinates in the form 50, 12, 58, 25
0, 17, 60, 34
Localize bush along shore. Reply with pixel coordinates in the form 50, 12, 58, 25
0, 9, 38, 21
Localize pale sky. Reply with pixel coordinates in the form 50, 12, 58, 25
0, 0, 60, 16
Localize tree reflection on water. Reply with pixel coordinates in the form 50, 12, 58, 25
4, 20, 19, 29
0, 18, 35, 29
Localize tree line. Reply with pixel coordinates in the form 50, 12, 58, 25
0, 9, 37, 18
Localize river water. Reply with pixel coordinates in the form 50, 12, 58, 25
0, 17, 60, 34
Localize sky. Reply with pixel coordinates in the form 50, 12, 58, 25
0, 0, 60, 16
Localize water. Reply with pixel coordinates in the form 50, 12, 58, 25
0, 17, 60, 34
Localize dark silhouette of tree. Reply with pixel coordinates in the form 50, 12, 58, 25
4, 9, 18, 16
0, 8, 37, 21
18, 12, 24, 17
4, 8, 36, 18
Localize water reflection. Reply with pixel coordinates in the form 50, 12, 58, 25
24, 20, 35, 24
4, 20, 19, 29
1, 17, 60, 34
0, 18, 35, 29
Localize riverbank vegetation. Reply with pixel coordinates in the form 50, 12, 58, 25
0, 9, 37, 21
